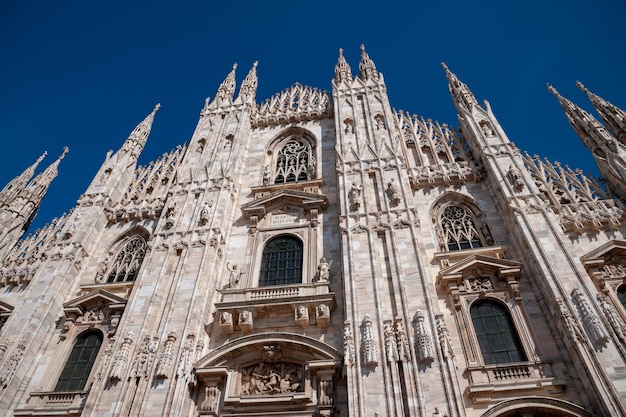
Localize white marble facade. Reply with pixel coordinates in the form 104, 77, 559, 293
0, 47, 625, 417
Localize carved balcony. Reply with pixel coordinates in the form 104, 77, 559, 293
14, 390, 88, 416
465, 361, 566, 403
215, 282, 336, 333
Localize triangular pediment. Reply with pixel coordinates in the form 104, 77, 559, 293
581, 240, 626, 265
0, 300, 13, 318
438, 254, 522, 287
241, 189, 328, 220
63, 288, 127, 317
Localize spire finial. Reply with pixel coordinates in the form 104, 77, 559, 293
214, 63, 238, 106
576, 82, 626, 143
358, 44, 378, 81
120, 105, 160, 160
0, 151, 49, 201
237, 61, 259, 104
335, 47, 353, 84
442, 63, 478, 110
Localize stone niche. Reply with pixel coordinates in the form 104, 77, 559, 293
194, 334, 340, 417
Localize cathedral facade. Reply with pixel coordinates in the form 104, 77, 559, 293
1, 46, 626, 417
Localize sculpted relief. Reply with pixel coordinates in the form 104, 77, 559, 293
240, 362, 303, 395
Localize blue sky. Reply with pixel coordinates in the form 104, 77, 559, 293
1, 1, 625, 232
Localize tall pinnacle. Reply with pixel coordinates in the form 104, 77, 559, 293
27, 147, 69, 198
334, 48, 353, 84
577, 82, 626, 144
0, 151, 47, 203
121, 104, 160, 160
358, 45, 378, 81
215, 63, 238, 105
237, 61, 258, 103
441, 63, 479, 111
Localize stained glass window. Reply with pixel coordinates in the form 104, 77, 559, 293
259, 236, 303, 286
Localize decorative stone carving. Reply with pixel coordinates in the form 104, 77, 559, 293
362, 314, 378, 366
239, 310, 253, 332
387, 178, 401, 206
414, 310, 435, 362
240, 362, 303, 395
435, 314, 454, 359
319, 379, 333, 405
110, 332, 134, 381
262, 165, 271, 185
461, 276, 493, 293
572, 288, 608, 345
200, 202, 210, 225
295, 305, 309, 328
226, 262, 243, 289
218, 311, 233, 334
131, 335, 158, 378
597, 293, 626, 344
507, 165, 524, 191
383, 320, 399, 362
316, 304, 331, 328
0, 339, 26, 387
165, 204, 177, 229
317, 257, 330, 282
95, 337, 115, 381
155, 331, 177, 379
350, 183, 362, 211
395, 318, 411, 362
480, 121, 494, 137
343, 321, 355, 367
556, 297, 585, 342
176, 333, 196, 380
253, 83, 332, 128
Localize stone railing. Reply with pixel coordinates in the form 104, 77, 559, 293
465, 362, 566, 403
14, 390, 88, 416
554, 199, 624, 234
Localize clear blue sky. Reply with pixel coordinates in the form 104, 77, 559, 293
1, 1, 625, 232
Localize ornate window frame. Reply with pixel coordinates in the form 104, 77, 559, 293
95, 228, 150, 285
431, 193, 494, 253
436, 254, 565, 402
265, 128, 318, 185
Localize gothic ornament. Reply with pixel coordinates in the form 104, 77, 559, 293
413, 310, 435, 362
383, 320, 399, 362
343, 321, 355, 368
155, 331, 177, 379
572, 288, 609, 345
110, 332, 134, 381
362, 314, 378, 366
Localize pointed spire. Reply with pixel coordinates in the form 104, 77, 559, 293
237, 61, 258, 104
27, 147, 69, 198
547, 84, 612, 149
577, 81, 626, 144
334, 48, 353, 84
0, 152, 47, 203
441, 63, 479, 111
358, 45, 378, 81
121, 104, 160, 160
215, 63, 238, 106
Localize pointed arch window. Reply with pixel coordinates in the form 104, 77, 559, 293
274, 140, 311, 184
471, 300, 527, 365
441, 205, 483, 251
259, 236, 303, 286
55, 331, 103, 391
107, 235, 147, 283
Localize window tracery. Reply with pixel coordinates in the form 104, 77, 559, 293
274, 140, 311, 184
440, 205, 484, 251
104, 235, 148, 283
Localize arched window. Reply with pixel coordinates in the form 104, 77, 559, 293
617, 285, 626, 310
55, 331, 103, 391
259, 236, 303, 286
274, 140, 311, 184
441, 205, 483, 251
471, 300, 527, 365
106, 235, 147, 283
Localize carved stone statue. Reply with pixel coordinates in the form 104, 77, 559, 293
317, 257, 330, 282
262, 165, 271, 185
226, 262, 242, 289
240, 362, 303, 396
387, 178, 401, 205
350, 183, 362, 211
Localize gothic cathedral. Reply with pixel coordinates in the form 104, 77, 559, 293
1, 46, 626, 417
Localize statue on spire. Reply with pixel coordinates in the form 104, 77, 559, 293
237, 61, 258, 104
358, 45, 378, 81
0, 151, 48, 205
334, 48, 353, 84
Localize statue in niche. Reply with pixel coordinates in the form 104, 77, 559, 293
481, 122, 494, 137
317, 257, 331, 282
344, 119, 354, 134
200, 202, 210, 224
387, 179, 401, 205
350, 183, 362, 210
507, 165, 524, 191
308, 156, 317, 178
